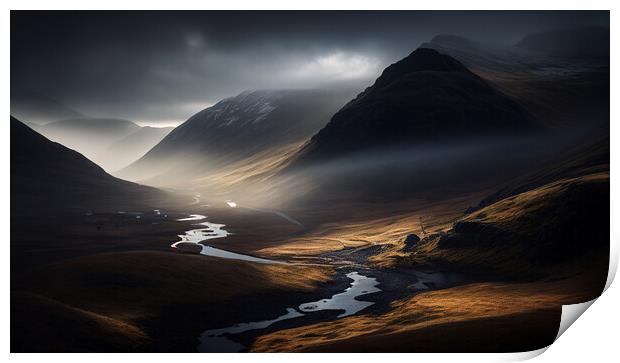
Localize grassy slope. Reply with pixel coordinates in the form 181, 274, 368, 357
256, 195, 479, 258
253, 172, 609, 352
475, 69, 609, 127
11, 251, 332, 352
11, 292, 148, 353
382, 172, 609, 279
252, 276, 599, 352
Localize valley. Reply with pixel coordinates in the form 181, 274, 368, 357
10, 18, 610, 354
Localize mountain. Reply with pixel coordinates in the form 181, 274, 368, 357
10, 90, 83, 124
10, 116, 163, 215
293, 48, 538, 164
419, 35, 536, 75
120, 89, 350, 184
103, 126, 174, 172
421, 28, 610, 76
419, 32, 609, 127
35, 118, 142, 171
515, 26, 610, 60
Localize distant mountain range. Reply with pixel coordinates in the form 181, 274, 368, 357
10, 90, 83, 124
34, 118, 173, 172
119, 89, 351, 184
420, 27, 610, 127
15, 26, 608, 190
515, 26, 609, 59
10, 117, 163, 215
421, 26, 609, 76
291, 48, 538, 165
104, 126, 175, 169
419, 35, 537, 75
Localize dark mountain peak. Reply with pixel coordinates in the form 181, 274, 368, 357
292, 49, 538, 164
373, 48, 471, 89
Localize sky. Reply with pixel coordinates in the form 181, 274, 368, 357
11, 11, 609, 126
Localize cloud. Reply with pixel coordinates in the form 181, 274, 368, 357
11, 11, 609, 126
290, 51, 382, 82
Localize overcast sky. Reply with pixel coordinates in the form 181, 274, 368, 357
11, 11, 609, 126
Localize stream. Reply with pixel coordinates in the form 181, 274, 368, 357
198, 271, 381, 352
171, 213, 279, 264
170, 195, 453, 353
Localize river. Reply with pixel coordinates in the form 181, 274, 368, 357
170, 195, 454, 353
198, 271, 381, 352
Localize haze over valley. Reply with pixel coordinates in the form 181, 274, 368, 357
10, 11, 610, 353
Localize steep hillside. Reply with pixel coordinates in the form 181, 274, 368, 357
120, 89, 349, 184
10, 116, 163, 215
293, 48, 537, 164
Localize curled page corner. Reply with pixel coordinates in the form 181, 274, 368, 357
604, 242, 618, 292
544, 242, 617, 353
555, 298, 597, 341
506, 346, 550, 361
502, 299, 597, 362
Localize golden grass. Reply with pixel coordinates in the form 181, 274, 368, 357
257, 195, 478, 260
189, 142, 302, 200
382, 172, 609, 273
252, 275, 600, 352
463, 172, 608, 227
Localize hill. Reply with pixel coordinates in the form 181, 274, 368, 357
10, 116, 163, 215
294, 48, 537, 164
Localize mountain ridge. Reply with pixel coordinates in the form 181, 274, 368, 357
119, 88, 352, 184
292, 48, 538, 164
10, 116, 163, 215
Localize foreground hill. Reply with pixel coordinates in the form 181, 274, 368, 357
120, 89, 350, 184
293, 48, 538, 164
10, 116, 163, 215
11, 252, 332, 352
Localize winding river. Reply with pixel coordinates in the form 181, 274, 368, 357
172, 195, 385, 352
198, 271, 381, 352
171, 213, 279, 264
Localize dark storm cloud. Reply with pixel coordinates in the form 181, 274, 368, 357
11, 11, 609, 125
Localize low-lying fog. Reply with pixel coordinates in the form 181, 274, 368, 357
134, 127, 605, 213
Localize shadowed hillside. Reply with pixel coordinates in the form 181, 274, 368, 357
293, 48, 538, 165
421, 29, 610, 127
10, 116, 165, 215
119, 89, 351, 184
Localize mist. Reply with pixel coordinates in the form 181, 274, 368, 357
159, 127, 604, 216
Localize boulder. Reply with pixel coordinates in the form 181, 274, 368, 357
402, 234, 421, 251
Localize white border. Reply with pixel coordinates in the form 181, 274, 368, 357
3, 2, 617, 362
